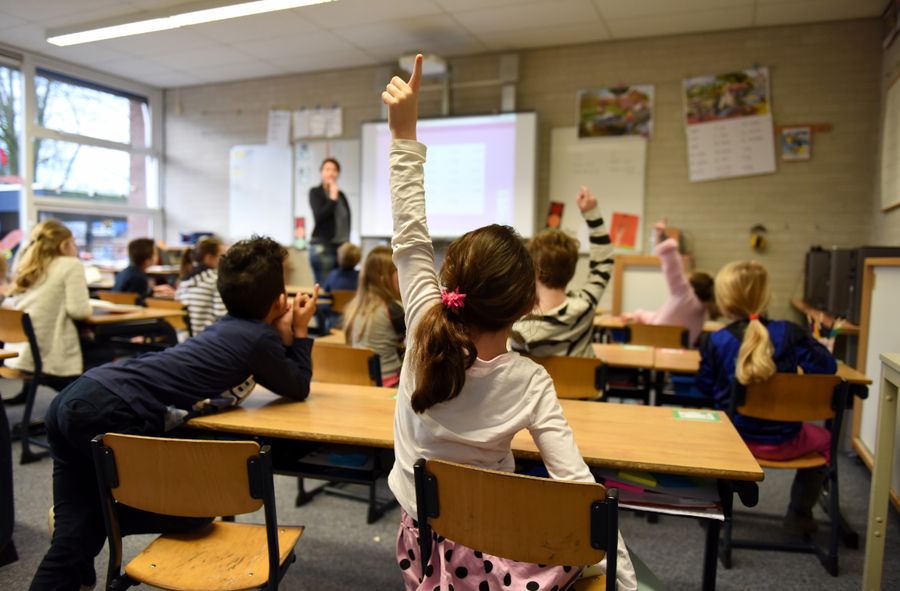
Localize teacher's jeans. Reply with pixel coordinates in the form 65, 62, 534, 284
30, 378, 211, 591
309, 242, 338, 286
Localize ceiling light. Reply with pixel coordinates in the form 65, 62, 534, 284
399, 53, 447, 77
47, 0, 335, 46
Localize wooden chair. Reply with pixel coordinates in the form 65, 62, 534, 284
722, 373, 858, 576
624, 324, 689, 349
97, 291, 140, 306
328, 290, 356, 315
311, 343, 382, 387
145, 297, 192, 338
525, 355, 605, 399
0, 309, 60, 464
92, 433, 302, 591
414, 458, 619, 591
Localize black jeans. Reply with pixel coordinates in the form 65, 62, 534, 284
308, 242, 338, 286
29, 378, 210, 591
0, 394, 13, 556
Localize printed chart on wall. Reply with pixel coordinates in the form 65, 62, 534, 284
294, 139, 360, 248
682, 66, 776, 182
880, 77, 900, 211
549, 128, 646, 253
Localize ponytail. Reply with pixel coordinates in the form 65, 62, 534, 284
180, 236, 224, 280
410, 303, 477, 413
735, 317, 776, 385
179, 248, 194, 280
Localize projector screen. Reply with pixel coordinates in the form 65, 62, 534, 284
360, 112, 537, 239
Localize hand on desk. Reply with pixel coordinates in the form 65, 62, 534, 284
152, 284, 175, 297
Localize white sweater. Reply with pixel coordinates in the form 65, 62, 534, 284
385, 140, 635, 589
6, 257, 92, 376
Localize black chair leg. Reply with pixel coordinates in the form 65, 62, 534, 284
19, 381, 48, 465
719, 518, 733, 569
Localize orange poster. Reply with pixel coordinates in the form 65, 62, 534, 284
610, 212, 639, 249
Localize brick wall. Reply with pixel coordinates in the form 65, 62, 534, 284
164, 19, 881, 319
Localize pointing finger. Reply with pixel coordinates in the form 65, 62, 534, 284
408, 53, 423, 92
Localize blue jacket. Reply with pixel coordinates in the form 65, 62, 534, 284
323, 267, 359, 293
697, 319, 836, 444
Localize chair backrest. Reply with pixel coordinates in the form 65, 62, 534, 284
312, 343, 382, 386
0, 309, 27, 344
525, 355, 605, 399
98, 291, 139, 306
145, 297, 190, 334
329, 289, 356, 314
626, 323, 689, 349
730, 373, 846, 422
414, 459, 616, 587
93, 433, 264, 518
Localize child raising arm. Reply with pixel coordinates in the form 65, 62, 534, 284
383, 55, 635, 591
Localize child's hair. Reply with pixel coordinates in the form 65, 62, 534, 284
411, 225, 535, 414
689, 271, 719, 318
128, 238, 156, 268
217, 236, 287, 320
527, 229, 578, 290
343, 245, 397, 342
337, 242, 362, 270
715, 261, 775, 385
179, 235, 224, 279
12, 219, 73, 294
321, 157, 341, 172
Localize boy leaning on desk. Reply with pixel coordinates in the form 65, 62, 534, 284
29, 235, 318, 591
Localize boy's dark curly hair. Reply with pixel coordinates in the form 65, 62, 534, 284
217, 236, 287, 320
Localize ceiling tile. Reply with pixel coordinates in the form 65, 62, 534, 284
453, 0, 601, 35
477, 20, 610, 51
149, 44, 257, 69
434, 0, 538, 11
607, 4, 755, 39
592, 0, 751, 21
234, 30, 357, 60
266, 48, 378, 73
188, 60, 287, 83
300, 0, 444, 28
95, 56, 174, 78
754, 0, 883, 26
98, 28, 214, 57
364, 38, 488, 62
190, 10, 317, 43
0, 0, 124, 22
138, 69, 205, 88
0, 23, 57, 54
0, 10, 27, 31
332, 14, 475, 50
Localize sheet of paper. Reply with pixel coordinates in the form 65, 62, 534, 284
267, 110, 291, 146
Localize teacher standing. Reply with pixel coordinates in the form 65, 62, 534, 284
308, 157, 351, 285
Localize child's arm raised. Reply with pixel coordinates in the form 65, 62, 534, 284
383, 55, 441, 330
653, 220, 690, 297
574, 186, 613, 308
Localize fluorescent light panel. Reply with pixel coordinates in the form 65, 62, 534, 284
47, 0, 334, 46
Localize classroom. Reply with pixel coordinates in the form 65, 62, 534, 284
1, 1, 900, 590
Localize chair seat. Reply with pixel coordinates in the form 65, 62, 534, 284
756, 452, 826, 470
0, 366, 30, 380
572, 574, 607, 590
124, 521, 303, 591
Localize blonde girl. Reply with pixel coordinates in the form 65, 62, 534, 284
696, 261, 836, 534
343, 245, 405, 387
382, 55, 635, 591
6, 220, 91, 383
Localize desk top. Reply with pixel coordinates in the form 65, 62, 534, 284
188, 383, 764, 482
84, 306, 186, 326
593, 316, 725, 334
316, 331, 346, 346
790, 299, 860, 336
592, 343, 654, 369
881, 353, 900, 374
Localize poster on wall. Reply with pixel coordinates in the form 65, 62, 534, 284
682, 66, 776, 182
780, 127, 811, 161
577, 85, 653, 138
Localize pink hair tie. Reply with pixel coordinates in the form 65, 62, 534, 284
441, 288, 466, 311
748, 313, 760, 321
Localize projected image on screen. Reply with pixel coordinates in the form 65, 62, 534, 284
361, 113, 536, 239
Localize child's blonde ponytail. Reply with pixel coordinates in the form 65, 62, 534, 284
735, 316, 776, 384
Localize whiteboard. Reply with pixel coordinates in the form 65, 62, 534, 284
881, 78, 900, 211
622, 267, 669, 314
229, 145, 293, 244
295, 139, 360, 244
859, 265, 900, 495
549, 129, 646, 253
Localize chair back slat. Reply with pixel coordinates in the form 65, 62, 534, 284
737, 373, 843, 422
425, 459, 608, 566
98, 291, 139, 306
312, 343, 380, 386
100, 434, 262, 517
145, 298, 188, 332
627, 324, 689, 349
0, 309, 28, 344
329, 290, 356, 314
525, 355, 603, 399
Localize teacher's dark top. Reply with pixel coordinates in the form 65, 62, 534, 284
309, 185, 351, 244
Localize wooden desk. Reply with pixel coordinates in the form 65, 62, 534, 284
145, 265, 180, 278
316, 330, 346, 346
0, 351, 18, 360
592, 343, 654, 369
654, 348, 700, 374
594, 316, 725, 334
83, 306, 186, 326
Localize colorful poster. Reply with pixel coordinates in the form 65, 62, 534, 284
546, 201, 564, 229
577, 85, 653, 138
682, 67, 776, 182
610, 212, 639, 250
780, 127, 811, 161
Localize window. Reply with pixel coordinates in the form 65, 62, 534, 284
39, 210, 155, 265
0, 63, 22, 240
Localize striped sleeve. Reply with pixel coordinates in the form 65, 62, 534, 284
575, 206, 613, 308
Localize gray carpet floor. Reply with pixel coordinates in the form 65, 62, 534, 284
3, 384, 900, 590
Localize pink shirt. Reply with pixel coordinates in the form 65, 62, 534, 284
632, 238, 706, 345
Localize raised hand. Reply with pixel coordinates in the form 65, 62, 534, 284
327, 180, 339, 201
654, 218, 667, 243
381, 53, 422, 141
575, 185, 598, 213
293, 284, 319, 339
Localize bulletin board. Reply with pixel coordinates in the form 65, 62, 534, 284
548, 128, 646, 253
880, 77, 900, 212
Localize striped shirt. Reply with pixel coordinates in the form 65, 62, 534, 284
509, 208, 613, 357
175, 265, 227, 334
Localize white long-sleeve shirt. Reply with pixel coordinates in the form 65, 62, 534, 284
6, 256, 92, 376
385, 140, 635, 589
